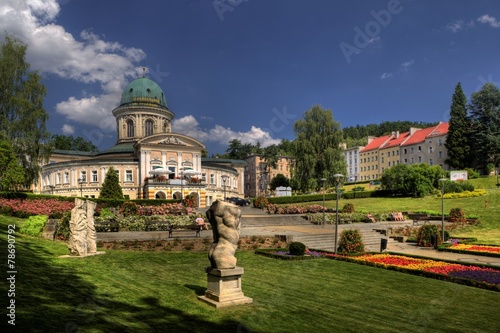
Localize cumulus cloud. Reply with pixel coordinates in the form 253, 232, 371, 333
61, 124, 75, 135
477, 14, 500, 28
172, 116, 281, 147
0, 0, 146, 129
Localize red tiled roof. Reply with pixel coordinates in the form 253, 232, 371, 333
360, 134, 392, 152
381, 132, 410, 149
401, 122, 448, 146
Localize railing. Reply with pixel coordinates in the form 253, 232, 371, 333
144, 178, 206, 186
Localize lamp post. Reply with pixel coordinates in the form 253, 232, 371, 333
439, 177, 447, 243
321, 178, 327, 227
222, 175, 229, 200
77, 178, 83, 197
333, 173, 344, 255
48, 185, 55, 195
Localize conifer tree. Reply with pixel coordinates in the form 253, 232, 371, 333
99, 167, 124, 199
445, 82, 470, 169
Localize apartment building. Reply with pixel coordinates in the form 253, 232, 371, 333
344, 146, 364, 182
243, 154, 294, 197
400, 122, 449, 169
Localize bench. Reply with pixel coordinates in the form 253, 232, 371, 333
95, 220, 119, 232
408, 214, 430, 226
145, 220, 204, 237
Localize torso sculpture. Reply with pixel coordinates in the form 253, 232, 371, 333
206, 200, 241, 269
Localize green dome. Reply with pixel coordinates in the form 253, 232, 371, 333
120, 77, 167, 107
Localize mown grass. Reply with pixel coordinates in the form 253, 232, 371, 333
318, 176, 500, 245
2, 216, 500, 333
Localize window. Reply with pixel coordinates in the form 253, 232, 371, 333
145, 119, 154, 136
201, 173, 207, 182
418, 156, 422, 162
92, 170, 98, 182
64, 172, 69, 184
403, 148, 407, 154
210, 174, 215, 185
438, 151, 443, 158
429, 159, 434, 165
125, 170, 133, 182
56, 173, 61, 184
429, 147, 434, 153
411, 147, 414, 153
418, 146, 422, 152
439, 139, 443, 146
80, 171, 86, 182
127, 120, 134, 137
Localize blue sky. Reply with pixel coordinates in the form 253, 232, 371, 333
1, 0, 500, 155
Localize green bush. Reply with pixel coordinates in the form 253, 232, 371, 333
121, 201, 139, 216
416, 224, 442, 247
289, 242, 306, 256
99, 207, 116, 218
56, 212, 71, 240
337, 229, 364, 254
20, 215, 48, 237
342, 203, 355, 213
449, 207, 466, 223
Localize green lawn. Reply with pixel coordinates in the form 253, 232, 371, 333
321, 177, 500, 245
2, 216, 500, 333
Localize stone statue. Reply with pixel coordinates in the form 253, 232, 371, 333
68, 198, 97, 256
206, 200, 241, 269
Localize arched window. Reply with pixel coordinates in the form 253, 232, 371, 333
127, 120, 134, 137
145, 119, 154, 136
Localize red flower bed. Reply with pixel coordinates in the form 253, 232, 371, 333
0, 198, 74, 217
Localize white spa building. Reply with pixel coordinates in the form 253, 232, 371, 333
36, 76, 246, 207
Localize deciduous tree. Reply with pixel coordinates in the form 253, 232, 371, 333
293, 105, 346, 192
0, 36, 52, 187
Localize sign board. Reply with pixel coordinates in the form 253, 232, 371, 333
450, 170, 468, 182
275, 186, 292, 197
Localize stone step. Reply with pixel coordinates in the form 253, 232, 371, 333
291, 229, 400, 253
240, 214, 309, 226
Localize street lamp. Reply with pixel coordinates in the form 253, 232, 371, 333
439, 177, 447, 244
321, 178, 327, 227
222, 175, 229, 200
333, 173, 344, 255
77, 178, 83, 197
48, 185, 55, 195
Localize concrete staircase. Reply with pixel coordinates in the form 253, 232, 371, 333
240, 214, 310, 226
291, 228, 400, 253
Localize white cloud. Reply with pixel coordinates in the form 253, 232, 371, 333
61, 124, 74, 135
172, 116, 281, 148
401, 60, 414, 72
446, 20, 465, 33
477, 14, 500, 28
0, 0, 146, 130
381, 72, 393, 79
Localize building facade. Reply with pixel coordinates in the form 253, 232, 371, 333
37, 76, 246, 207
243, 155, 294, 197
359, 122, 450, 181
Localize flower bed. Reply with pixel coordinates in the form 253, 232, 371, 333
0, 198, 74, 218
335, 253, 500, 292
439, 242, 500, 258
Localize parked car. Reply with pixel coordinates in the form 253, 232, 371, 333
226, 197, 251, 206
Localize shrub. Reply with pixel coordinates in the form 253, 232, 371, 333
416, 224, 442, 247
56, 212, 71, 240
337, 229, 364, 254
121, 201, 139, 217
289, 242, 306, 256
253, 196, 269, 208
20, 215, 48, 237
342, 203, 355, 213
449, 207, 466, 223
99, 207, 116, 218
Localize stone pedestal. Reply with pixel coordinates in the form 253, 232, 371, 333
198, 266, 253, 308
